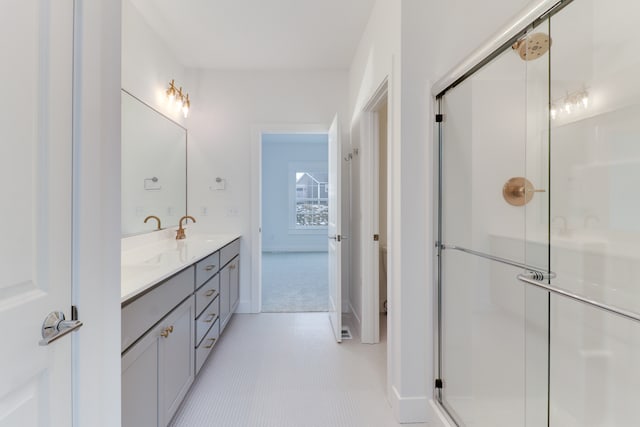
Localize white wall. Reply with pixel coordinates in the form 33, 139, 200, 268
122, 0, 186, 125
74, 0, 122, 425
401, 0, 533, 423
185, 69, 349, 313
262, 134, 328, 252
348, 0, 533, 423
348, 0, 401, 345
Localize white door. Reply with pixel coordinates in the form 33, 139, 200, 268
0, 1, 76, 425
328, 115, 342, 343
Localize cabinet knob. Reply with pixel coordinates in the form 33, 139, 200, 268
229, 263, 236, 270
205, 289, 217, 297
204, 313, 217, 323
160, 325, 174, 338
204, 338, 216, 349
204, 264, 216, 271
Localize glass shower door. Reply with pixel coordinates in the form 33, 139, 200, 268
546, 0, 640, 425
438, 24, 550, 426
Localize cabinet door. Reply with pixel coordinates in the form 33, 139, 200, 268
122, 325, 160, 427
219, 265, 231, 331
159, 296, 195, 427
229, 257, 240, 311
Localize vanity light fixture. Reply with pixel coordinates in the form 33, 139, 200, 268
165, 79, 191, 118
550, 87, 589, 120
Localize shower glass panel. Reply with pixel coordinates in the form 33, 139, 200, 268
439, 30, 549, 426
548, 0, 640, 425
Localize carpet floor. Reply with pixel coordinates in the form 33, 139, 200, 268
261, 252, 328, 312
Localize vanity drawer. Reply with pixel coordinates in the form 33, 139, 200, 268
122, 266, 194, 353
220, 238, 240, 267
195, 252, 219, 289
195, 297, 219, 346
195, 274, 219, 317
195, 318, 220, 375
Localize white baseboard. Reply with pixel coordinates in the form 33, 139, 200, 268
390, 386, 429, 423
428, 399, 456, 427
261, 248, 328, 253
236, 300, 253, 314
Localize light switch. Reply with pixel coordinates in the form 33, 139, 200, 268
213, 177, 226, 190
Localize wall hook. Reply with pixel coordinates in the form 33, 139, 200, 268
344, 148, 359, 162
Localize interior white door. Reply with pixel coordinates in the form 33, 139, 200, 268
0, 1, 75, 425
328, 115, 342, 343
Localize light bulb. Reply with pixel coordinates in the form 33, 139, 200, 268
182, 95, 190, 118
176, 88, 184, 111
582, 95, 589, 108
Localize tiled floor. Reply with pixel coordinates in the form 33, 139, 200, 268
170, 313, 422, 427
261, 252, 328, 312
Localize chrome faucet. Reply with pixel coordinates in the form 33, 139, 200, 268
144, 215, 162, 230
176, 215, 196, 240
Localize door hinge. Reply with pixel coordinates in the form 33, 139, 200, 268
435, 114, 443, 123
435, 378, 443, 389
373, 234, 379, 241
71, 305, 78, 321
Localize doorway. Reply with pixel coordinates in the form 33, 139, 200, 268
361, 79, 389, 344
260, 133, 329, 312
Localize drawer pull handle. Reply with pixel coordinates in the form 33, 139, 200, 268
205, 289, 217, 297
204, 338, 216, 349
204, 265, 216, 271
229, 263, 236, 270
205, 313, 217, 323
160, 325, 173, 338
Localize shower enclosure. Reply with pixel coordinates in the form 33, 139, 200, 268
433, 0, 640, 425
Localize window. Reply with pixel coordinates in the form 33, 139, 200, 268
294, 171, 328, 228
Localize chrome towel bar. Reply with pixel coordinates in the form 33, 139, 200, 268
517, 273, 640, 324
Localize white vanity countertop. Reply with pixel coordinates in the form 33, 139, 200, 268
121, 233, 240, 303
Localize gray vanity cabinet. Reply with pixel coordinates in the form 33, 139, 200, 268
122, 296, 195, 427
219, 263, 231, 331
219, 256, 239, 332
122, 326, 159, 427
218, 240, 240, 333
122, 237, 241, 426
230, 257, 240, 312
160, 297, 195, 425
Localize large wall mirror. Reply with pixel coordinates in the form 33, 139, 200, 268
121, 89, 187, 236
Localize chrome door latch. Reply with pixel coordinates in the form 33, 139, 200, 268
39, 311, 83, 346
520, 270, 556, 281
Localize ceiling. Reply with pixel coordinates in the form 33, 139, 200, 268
129, 0, 377, 70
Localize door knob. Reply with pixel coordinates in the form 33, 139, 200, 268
39, 311, 83, 346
